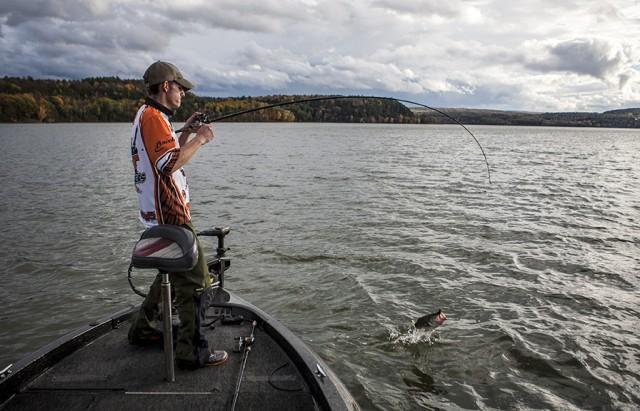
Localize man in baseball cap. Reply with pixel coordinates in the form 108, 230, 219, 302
129, 61, 228, 369
143, 60, 194, 91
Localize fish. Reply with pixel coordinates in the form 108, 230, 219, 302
414, 309, 447, 329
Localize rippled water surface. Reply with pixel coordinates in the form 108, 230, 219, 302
1, 123, 639, 410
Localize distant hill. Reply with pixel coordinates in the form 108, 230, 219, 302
0, 77, 413, 123
412, 107, 640, 128
1, 76, 639, 128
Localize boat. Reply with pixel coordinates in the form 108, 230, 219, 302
0, 226, 359, 410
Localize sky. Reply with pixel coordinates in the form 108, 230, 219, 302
1, 0, 640, 112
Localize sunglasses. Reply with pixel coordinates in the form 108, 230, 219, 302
170, 81, 186, 94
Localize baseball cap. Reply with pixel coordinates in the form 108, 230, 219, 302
143, 61, 194, 91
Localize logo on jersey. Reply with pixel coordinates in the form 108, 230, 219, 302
155, 138, 174, 152
140, 211, 156, 222
135, 171, 146, 185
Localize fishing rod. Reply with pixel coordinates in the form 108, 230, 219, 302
231, 320, 257, 411
176, 95, 492, 184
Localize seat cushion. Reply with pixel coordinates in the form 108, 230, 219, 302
131, 225, 198, 272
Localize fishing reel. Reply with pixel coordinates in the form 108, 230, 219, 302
176, 112, 213, 133
233, 320, 258, 353
193, 112, 213, 124
234, 334, 255, 353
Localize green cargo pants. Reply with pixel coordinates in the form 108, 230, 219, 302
128, 222, 212, 366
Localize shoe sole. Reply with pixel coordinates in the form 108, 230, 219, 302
205, 352, 229, 366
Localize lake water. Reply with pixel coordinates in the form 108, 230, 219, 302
0, 122, 638, 410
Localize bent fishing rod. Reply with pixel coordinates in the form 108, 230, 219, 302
176, 95, 492, 184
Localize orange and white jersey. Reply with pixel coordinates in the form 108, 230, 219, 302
131, 99, 190, 228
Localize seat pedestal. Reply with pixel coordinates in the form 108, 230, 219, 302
160, 272, 175, 382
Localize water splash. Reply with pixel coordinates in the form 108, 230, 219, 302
389, 324, 441, 346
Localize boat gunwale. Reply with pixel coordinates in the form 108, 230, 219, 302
222, 292, 359, 411
0, 305, 136, 406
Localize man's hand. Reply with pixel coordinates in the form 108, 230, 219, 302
182, 112, 203, 133
171, 124, 215, 171
195, 124, 214, 145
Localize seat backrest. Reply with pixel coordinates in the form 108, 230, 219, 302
131, 225, 198, 273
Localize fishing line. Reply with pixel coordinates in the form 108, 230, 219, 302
177, 95, 492, 184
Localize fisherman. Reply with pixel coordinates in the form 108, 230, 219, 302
128, 60, 228, 368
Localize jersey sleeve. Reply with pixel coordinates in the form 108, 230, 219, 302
140, 109, 180, 174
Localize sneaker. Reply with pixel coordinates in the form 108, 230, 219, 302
205, 350, 229, 366
176, 350, 229, 369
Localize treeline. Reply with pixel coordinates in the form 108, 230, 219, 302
2, 76, 639, 127
0, 77, 146, 122
0, 76, 415, 123
412, 107, 640, 128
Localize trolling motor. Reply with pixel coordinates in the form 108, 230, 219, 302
198, 226, 231, 288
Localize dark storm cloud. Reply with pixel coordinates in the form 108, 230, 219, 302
0, 0, 313, 33
1, 1, 176, 51
0, 0, 106, 26
0, 0, 182, 79
525, 38, 627, 80
0, 0, 313, 79
164, 1, 312, 33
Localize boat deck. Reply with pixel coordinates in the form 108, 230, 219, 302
2, 303, 319, 410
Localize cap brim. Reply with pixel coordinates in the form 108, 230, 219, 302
174, 77, 194, 91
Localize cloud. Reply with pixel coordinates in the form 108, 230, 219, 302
372, 0, 483, 23
191, 42, 478, 97
165, 0, 314, 33
1, 0, 640, 111
0, 0, 110, 25
524, 38, 630, 80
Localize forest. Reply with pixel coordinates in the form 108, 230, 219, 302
0, 77, 416, 124
1, 76, 639, 128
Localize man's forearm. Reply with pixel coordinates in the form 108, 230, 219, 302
170, 135, 207, 171
178, 130, 189, 146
